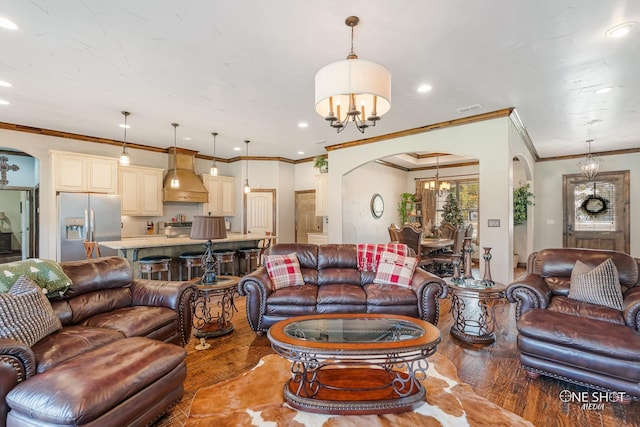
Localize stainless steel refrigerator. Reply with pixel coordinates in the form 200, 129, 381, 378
58, 193, 121, 261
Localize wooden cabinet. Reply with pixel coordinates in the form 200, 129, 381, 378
315, 174, 328, 216
201, 175, 235, 216
118, 166, 164, 216
51, 151, 118, 193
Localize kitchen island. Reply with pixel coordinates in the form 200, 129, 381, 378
100, 233, 275, 279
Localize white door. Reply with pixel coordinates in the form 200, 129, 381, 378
245, 190, 275, 235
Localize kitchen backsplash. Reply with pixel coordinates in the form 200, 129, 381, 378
121, 203, 236, 237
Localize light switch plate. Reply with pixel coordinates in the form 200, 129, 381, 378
487, 219, 500, 227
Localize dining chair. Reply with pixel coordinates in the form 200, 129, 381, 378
422, 225, 466, 276
388, 223, 401, 242
438, 223, 457, 239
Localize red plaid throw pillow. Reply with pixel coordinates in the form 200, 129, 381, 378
264, 253, 305, 290
373, 251, 418, 288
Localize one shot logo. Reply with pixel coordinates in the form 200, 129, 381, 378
559, 390, 628, 410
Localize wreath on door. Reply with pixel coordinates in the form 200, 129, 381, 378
580, 194, 608, 217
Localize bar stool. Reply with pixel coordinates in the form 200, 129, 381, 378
237, 247, 261, 275
139, 255, 172, 280
212, 249, 237, 276
179, 252, 204, 281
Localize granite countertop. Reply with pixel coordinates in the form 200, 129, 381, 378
99, 233, 275, 250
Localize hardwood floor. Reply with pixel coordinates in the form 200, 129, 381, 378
155, 285, 640, 427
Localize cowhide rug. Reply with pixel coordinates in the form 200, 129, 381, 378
186, 353, 534, 427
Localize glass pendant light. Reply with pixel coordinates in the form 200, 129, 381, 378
119, 111, 131, 165
243, 140, 251, 194
210, 132, 219, 176
170, 123, 180, 189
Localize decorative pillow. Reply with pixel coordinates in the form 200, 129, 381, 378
0, 258, 72, 297
373, 251, 418, 288
0, 275, 62, 346
357, 243, 409, 272
264, 253, 305, 290
569, 258, 624, 311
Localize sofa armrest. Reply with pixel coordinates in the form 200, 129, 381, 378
505, 273, 552, 320
238, 267, 273, 332
130, 279, 196, 346
623, 287, 640, 331
410, 268, 448, 326
1, 339, 36, 425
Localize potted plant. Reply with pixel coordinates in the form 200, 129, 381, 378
513, 183, 534, 265
441, 193, 464, 227
314, 156, 328, 173
397, 192, 416, 225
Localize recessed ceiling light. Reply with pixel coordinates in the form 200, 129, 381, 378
0, 17, 18, 30
417, 84, 432, 93
297, 151, 305, 155
182, 137, 192, 141
298, 122, 309, 128
233, 147, 241, 151
119, 124, 130, 129
0, 80, 12, 87
594, 87, 612, 94
605, 21, 636, 38
0, 99, 9, 105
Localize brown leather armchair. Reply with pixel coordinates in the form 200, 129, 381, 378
506, 248, 640, 400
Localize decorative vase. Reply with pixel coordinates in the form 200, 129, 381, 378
482, 247, 493, 284
463, 237, 473, 280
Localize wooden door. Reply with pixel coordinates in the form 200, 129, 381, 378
563, 171, 629, 253
295, 190, 322, 243
245, 189, 276, 235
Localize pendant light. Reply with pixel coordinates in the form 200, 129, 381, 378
210, 132, 219, 176
243, 140, 251, 194
578, 139, 601, 181
119, 111, 131, 166
170, 123, 180, 189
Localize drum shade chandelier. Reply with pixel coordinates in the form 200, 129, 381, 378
315, 16, 391, 133
578, 139, 601, 181
118, 111, 131, 166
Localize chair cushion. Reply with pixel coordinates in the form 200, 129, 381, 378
264, 253, 305, 290
81, 306, 177, 339
0, 259, 72, 297
569, 259, 624, 311
548, 296, 625, 325
373, 251, 417, 288
0, 276, 62, 346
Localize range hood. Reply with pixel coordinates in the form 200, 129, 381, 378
163, 147, 209, 203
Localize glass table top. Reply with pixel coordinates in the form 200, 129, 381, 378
283, 317, 425, 343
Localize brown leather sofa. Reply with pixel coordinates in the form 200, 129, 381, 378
0, 256, 196, 427
238, 243, 448, 334
506, 248, 640, 400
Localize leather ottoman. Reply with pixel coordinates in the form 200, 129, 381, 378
6, 337, 186, 427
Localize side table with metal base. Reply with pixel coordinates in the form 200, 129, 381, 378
445, 278, 507, 344
192, 275, 240, 350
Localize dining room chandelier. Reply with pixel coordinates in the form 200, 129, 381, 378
578, 139, 601, 181
118, 111, 131, 166
314, 16, 391, 134
170, 123, 180, 189
424, 156, 450, 197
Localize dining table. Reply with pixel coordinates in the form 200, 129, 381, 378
421, 238, 454, 253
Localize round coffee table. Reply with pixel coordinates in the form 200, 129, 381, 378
445, 278, 506, 344
267, 313, 441, 415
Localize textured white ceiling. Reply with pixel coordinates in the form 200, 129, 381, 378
1, 1, 639, 161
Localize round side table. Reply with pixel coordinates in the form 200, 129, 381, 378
192, 275, 240, 350
445, 278, 507, 344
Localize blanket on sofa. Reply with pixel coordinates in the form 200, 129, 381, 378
357, 243, 409, 272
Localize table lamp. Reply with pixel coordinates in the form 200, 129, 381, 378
190, 214, 227, 284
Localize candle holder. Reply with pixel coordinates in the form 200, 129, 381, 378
462, 237, 474, 280
451, 253, 462, 283
482, 247, 494, 285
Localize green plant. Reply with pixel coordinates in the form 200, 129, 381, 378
441, 192, 464, 227
513, 183, 534, 226
314, 156, 328, 171
397, 192, 416, 225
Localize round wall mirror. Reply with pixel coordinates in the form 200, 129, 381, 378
371, 193, 384, 218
